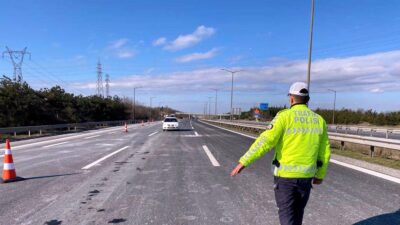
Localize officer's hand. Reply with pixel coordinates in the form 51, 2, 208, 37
313, 178, 323, 185
230, 163, 245, 177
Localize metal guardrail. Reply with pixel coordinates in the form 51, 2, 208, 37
328, 125, 400, 139
214, 120, 400, 139
202, 119, 400, 158
0, 120, 133, 137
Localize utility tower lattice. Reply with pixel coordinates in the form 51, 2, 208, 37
105, 73, 110, 97
2, 47, 31, 82
96, 60, 104, 97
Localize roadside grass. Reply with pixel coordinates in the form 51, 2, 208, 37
331, 148, 400, 170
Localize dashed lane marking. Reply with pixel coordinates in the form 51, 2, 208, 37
84, 135, 101, 140
96, 143, 114, 146
42, 141, 69, 148
148, 131, 159, 137
82, 146, 130, 170
202, 145, 220, 167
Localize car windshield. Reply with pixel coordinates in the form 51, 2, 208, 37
164, 118, 178, 122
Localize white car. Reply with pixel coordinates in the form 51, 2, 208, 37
163, 117, 179, 131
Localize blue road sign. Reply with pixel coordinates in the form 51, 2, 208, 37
260, 103, 269, 110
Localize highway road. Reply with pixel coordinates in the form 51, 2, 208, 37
0, 119, 399, 225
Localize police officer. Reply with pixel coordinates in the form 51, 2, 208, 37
230, 82, 331, 225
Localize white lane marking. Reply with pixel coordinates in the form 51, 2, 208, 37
0, 126, 129, 151
0, 122, 162, 151
330, 159, 400, 184
194, 132, 199, 136
42, 141, 69, 148
82, 146, 129, 170
202, 145, 220, 167
200, 120, 400, 184
96, 143, 114, 146
199, 121, 256, 139
148, 131, 159, 137
109, 131, 117, 134
84, 135, 101, 140
0, 123, 162, 151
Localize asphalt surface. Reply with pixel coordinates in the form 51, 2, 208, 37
0, 119, 399, 225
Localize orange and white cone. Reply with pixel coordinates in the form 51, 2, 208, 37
1, 139, 24, 183
124, 122, 128, 133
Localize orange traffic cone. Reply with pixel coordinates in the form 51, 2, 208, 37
124, 122, 128, 133
1, 139, 24, 183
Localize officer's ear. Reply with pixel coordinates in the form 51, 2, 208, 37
289, 95, 295, 105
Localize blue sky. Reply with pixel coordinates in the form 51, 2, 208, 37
1, 0, 400, 113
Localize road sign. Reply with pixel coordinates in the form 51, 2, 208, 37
254, 108, 260, 118
260, 103, 268, 111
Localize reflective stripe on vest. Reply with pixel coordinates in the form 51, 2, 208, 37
273, 164, 317, 176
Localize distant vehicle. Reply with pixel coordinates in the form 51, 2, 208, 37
169, 114, 176, 118
163, 117, 179, 131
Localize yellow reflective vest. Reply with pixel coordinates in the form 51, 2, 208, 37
239, 104, 331, 179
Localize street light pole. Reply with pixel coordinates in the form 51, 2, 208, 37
211, 88, 218, 116
133, 86, 142, 123
221, 69, 243, 120
208, 97, 213, 119
328, 89, 336, 124
307, 0, 315, 91
204, 102, 208, 118
150, 96, 156, 121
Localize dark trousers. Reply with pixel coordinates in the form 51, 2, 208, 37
274, 176, 313, 225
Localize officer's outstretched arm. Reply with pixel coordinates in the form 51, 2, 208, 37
315, 120, 331, 180
238, 114, 285, 168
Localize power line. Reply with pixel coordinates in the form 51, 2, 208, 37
2, 46, 31, 82
23, 61, 86, 95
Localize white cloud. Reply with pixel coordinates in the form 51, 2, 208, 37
74, 50, 400, 95
109, 39, 129, 49
152, 37, 167, 46
116, 49, 135, 58
163, 25, 216, 51
144, 68, 155, 74
106, 38, 136, 59
370, 88, 384, 93
175, 48, 218, 63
